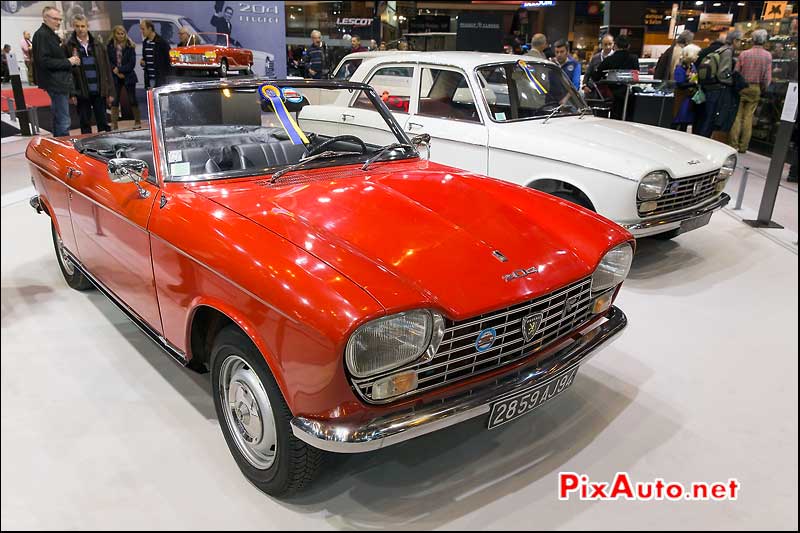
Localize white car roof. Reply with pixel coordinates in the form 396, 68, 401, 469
343, 51, 554, 69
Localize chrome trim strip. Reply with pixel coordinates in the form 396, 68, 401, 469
62, 248, 188, 366
291, 306, 627, 453
623, 193, 730, 235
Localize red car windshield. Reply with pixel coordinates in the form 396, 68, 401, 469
190, 32, 229, 47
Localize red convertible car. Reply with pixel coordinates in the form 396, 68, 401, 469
27, 79, 632, 496
169, 32, 253, 77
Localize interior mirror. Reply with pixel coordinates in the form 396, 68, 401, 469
107, 158, 150, 198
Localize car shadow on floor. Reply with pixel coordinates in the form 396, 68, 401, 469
628, 237, 703, 280
276, 361, 680, 530
85, 291, 217, 421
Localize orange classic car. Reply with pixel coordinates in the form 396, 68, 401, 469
169, 32, 253, 77
27, 79, 632, 496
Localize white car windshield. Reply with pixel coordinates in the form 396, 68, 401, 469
476, 61, 589, 122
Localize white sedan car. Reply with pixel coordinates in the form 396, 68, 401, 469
313, 51, 735, 239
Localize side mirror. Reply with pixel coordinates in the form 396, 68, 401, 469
411, 133, 431, 160
108, 158, 150, 198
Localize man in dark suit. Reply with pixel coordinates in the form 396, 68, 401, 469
591, 34, 640, 120
211, 2, 237, 46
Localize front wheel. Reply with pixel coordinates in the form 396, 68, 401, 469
218, 58, 228, 78
51, 221, 93, 291
211, 326, 323, 496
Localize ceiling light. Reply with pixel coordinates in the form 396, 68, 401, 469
737, 1, 745, 5
695, 0, 703, 5
688, 17, 695, 21
713, 2, 721, 5
665, 15, 672, 19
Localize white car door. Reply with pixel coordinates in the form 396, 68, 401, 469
340, 64, 414, 146
406, 65, 488, 174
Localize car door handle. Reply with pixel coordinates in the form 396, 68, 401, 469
67, 167, 82, 179
341, 113, 354, 122
407, 122, 423, 130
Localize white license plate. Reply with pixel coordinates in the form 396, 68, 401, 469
487, 366, 580, 429
680, 212, 713, 233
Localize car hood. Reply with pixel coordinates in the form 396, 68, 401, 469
490, 116, 735, 180
175, 45, 222, 53
188, 160, 630, 319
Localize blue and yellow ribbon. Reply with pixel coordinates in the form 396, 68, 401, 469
259, 84, 309, 145
517, 60, 548, 95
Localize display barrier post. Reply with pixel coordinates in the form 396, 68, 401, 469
8, 52, 31, 136
734, 166, 750, 210
744, 83, 797, 229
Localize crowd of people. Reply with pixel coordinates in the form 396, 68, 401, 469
20, 6, 193, 136
5, 7, 786, 160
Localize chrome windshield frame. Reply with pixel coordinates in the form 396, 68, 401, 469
150, 78, 415, 184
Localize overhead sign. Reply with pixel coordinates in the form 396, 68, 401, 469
521, 1, 556, 7
457, 12, 503, 53
763, 1, 787, 20
699, 13, 733, 32
336, 17, 373, 27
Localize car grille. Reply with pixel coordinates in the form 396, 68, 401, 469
352, 276, 594, 403
638, 170, 721, 217
180, 54, 207, 63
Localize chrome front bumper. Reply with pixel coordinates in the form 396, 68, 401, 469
172, 63, 221, 69
291, 306, 627, 453
621, 193, 731, 237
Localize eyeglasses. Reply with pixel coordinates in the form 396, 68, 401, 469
46, 15, 63, 22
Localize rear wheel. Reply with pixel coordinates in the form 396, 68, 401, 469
211, 326, 323, 496
550, 190, 594, 211
218, 58, 228, 78
51, 221, 92, 291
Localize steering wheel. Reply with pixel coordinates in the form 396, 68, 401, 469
306, 135, 367, 157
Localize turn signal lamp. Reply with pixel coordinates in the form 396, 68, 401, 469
371, 371, 418, 400
639, 200, 658, 213
592, 291, 614, 314
169, 50, 180, 58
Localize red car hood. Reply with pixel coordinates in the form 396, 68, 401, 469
188, 160, 630, 319
174, 45, 222, 53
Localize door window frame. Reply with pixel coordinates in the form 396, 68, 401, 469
349, 62, 419, 116
414, 64, 485, 126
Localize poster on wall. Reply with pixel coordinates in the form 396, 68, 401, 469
122, 0, 286, 83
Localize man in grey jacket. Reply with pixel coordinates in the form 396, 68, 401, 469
526, 34, 548, 60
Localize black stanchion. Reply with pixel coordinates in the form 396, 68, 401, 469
10, 69, 32, 136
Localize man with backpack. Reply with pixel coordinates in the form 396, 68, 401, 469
694, 30, 742, 138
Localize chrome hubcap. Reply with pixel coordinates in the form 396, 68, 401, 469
219, 355, 277, 470
57, 236, 75, 276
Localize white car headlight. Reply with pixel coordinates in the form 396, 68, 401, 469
718, 153, 737, 180
638, 171, 669, 200
591, 243, 634, 293
345, 310, 445, 378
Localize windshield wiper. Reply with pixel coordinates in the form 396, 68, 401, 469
542, 103, 569, 124
578, 107, 591, 119
361, 143, 414, 171
270, 150, 362, 183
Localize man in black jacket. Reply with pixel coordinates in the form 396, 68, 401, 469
139, 19, 171, 88
591, 34, 640, 120
32, 6, 81, 136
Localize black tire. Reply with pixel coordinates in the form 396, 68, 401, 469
51, 221, 93, 291
652, 228, 682, 240
211, 325, 323, 496
218, 58, 228, 78
550, 190, 594, 211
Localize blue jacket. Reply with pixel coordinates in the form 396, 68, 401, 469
560, 56, 581, 90
106, 41, 137, 87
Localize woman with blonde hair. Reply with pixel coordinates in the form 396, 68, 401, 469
672, 43, 701, 131
106, 24, 141, 129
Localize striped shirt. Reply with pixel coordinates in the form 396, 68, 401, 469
736, 46, 772, 91
77, 38, 99, 94
142, 38, 157, 87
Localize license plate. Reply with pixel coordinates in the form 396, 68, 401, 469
680, 212, 712, 233
487, 366, 580, 430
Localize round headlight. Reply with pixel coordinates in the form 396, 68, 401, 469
591, 243, 634, 293
345, 310, 444, 378
718, 153, 737, 180
638, 171, 669, 200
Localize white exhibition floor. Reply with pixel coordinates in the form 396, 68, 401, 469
1, 140, 798, 529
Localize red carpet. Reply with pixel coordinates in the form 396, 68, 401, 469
1, 87, 50, 112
